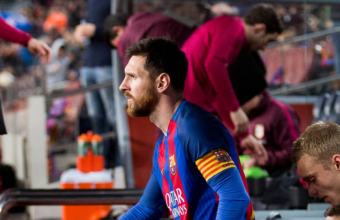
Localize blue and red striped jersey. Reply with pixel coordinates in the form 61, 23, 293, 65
152, 100, 254, 220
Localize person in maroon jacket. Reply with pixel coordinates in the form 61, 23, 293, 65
239, 89, 300, 175
103, 12, 194, 66
0, 17, 51, 65
182, 4, 283, 165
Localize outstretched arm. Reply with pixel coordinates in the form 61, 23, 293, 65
0, 17, 51, 64
0, 17, 32, 46
27, 38, 51, 64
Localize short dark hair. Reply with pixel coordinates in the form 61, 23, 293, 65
103, 13, 129, 46
325, 206, 340, 217
126, 37, 188, 92
291, 121, 340, 166
244, 4, 283, 34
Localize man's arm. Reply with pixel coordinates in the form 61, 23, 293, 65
211, 169, 251, 219
0, 17, 32, 47
204, 53, 267, 162
204, 39, 248, 135
119, 171, 165, 220
196, 151, 250, 219
0, 17, 51, 64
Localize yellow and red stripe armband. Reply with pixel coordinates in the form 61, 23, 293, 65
195, 149, 236, 182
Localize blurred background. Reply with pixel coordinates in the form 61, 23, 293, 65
0, 0, 340, 219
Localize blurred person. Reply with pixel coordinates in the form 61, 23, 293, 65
43, 10, 68, 35
45, 38, 70, 93
325, 206, 340, 220
292, 121, 340, 207
63, 67, 84, 126
0, 144, 26, 214
0, 16, 51, 136
66, 0, 82, 28
0, 145, 17, 193
0, 16, 51, 64
227, 48, 300, 174
119, 37, 253, 220
0, 41, 27, 77
73, 0, 115, 168
182, 4, 283, 165
209, 2, 239, 17
103, 12, 194, 66
238, 90, 300, 175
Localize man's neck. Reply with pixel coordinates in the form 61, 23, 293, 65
149, 95, 183, 136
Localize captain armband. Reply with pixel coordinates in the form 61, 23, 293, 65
195, 149, 236, 181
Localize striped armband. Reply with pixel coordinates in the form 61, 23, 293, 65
195, 149, 236, 182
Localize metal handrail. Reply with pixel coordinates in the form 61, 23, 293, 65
0, 188, 143, 220
268, 25, 340, 48
45, 80, 114, 102
270, 74, 340, 96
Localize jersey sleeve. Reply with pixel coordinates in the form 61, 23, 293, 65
195, 148, 236, 182
178, 114, 240, 181
178, 116, 251, 219
211, 168, 251, 220
119, 170, 165, 220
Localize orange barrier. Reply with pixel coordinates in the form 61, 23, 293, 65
60, 132, 113, 220
61, 180, 113, 220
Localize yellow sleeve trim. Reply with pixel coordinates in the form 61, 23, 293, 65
205, 165, 236, 181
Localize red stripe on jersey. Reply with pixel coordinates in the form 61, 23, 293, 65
158, 138, 172, 215
168, 120, 192, 220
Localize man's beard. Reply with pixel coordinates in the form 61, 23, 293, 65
125, 87, 157, 117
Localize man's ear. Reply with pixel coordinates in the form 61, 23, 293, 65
332, 154, 340, 170
112, 26, 125, 33
254, 23, 266, 34
156, 73, 170, 93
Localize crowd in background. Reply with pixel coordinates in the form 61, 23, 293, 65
0, 1, 338, 92
0, 0, 339, 144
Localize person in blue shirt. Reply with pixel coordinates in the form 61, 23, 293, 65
74, 0, 116, 168
118, 37, 253, 220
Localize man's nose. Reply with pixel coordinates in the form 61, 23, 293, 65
119, 78, 127, 91
308, 186, 317, 197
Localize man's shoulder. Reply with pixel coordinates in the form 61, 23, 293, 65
178, 101, 215, 123
128, 12, 168, 25
176, 101, 226, 137
204, 15, 238, 28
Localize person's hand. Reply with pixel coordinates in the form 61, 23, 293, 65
243, 158, 256, 169
230, 108, 249, 134
27, 38, 51, 64
74, 23, 96, 43
210, 3, 234, 16
241, 134, 268, 166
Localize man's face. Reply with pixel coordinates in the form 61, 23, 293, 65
297, 154, 340, 206
119, 56, 158, 117
249, 31, 278, 51
110, 26, 125, 48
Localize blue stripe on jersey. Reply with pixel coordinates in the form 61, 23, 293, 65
173, 125, 218, 219
153, 136, 164, 192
